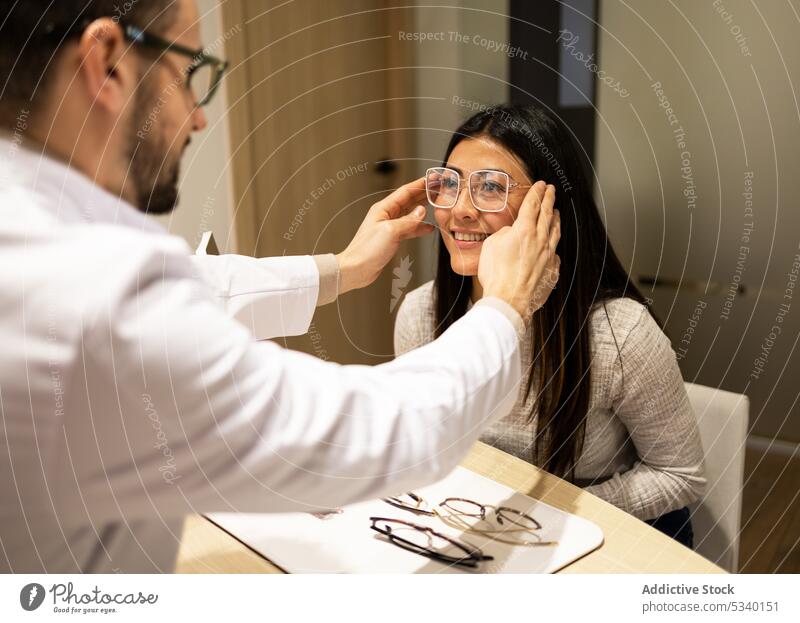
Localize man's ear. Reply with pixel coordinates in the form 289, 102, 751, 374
77, 18, 137, 115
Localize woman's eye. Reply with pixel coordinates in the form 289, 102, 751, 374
481, 181, 504, 193
443, 177, 459, 189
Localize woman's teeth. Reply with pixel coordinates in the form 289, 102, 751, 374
453, 231, 489, 242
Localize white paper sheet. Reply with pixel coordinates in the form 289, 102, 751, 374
207, 466, 604, 573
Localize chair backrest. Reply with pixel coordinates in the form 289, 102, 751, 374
685, 382, 749, 572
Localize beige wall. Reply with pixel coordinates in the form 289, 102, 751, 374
595, 0, 800, 441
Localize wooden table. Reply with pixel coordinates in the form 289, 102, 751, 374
175, 442, 724, 573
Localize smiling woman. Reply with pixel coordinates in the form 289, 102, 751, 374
394, 104, 707, 548
426, 136, 535, 279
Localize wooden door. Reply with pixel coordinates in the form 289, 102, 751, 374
221, 0, 417, 364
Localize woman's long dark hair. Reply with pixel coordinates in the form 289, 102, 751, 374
434, 104, 657, 480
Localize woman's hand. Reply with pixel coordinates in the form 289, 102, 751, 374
477, 182, 560, 325
335, 177, 434, 295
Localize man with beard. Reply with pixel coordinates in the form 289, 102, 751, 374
0, 0, 560, 572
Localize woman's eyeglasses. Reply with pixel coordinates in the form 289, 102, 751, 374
425, 167, 532, 213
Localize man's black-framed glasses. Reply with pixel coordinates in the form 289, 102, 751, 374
42, 19, 228, 107
369, 517, 493, 569
122, 23, 228, 107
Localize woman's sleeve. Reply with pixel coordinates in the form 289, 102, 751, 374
393, 288, 433, 356
584, 306, 707, 521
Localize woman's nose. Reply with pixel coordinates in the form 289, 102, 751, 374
451, 186, 478, 221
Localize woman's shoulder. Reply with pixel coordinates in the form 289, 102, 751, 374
587, 297, 675, 404
588, 296, 664, 353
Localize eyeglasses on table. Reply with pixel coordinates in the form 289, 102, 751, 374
369, 517, 493, 569
309, 502, 496, 568
383, 492, 558, 547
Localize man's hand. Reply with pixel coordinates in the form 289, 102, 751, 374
530, 250, 560, 314
478, 181, 561, 325
335, 177, 434, 295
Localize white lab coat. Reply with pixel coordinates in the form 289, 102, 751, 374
0, 137, 522, 572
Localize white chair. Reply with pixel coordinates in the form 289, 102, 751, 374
685, 382, 749, 572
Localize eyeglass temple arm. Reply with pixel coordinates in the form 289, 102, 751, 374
124, 23, 226, 68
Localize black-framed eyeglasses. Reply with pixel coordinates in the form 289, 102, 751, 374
123, 23, 228, 107
425, 166, 532, 213
42, 19, 228, 107
369, 517, 493, 569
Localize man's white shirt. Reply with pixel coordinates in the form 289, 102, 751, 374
0, 136, 522, 572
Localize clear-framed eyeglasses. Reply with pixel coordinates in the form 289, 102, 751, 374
383, 492, 558, 547
425, 166, 532, 213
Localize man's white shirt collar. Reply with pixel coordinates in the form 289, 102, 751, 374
0, 133, 164, 234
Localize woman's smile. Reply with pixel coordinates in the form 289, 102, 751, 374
451, 229, 490, 248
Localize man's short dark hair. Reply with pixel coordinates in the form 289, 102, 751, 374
0, 0, 178, 126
